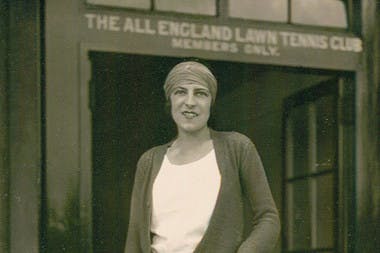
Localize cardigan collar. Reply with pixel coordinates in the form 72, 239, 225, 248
151, 128, 221, 179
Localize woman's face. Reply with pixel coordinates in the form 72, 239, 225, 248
170, 82, 212, 134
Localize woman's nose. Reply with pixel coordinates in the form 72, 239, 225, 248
185, 93, 196, 106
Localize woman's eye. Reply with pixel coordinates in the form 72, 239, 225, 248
174, 90, 186, 95
196, 91, 209, 97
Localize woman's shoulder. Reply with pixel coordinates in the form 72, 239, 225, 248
135, 143, 168, 176
211, 129, 253, 146
138, 143, 168, 162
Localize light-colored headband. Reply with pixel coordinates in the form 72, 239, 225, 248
163, 61, 217, 104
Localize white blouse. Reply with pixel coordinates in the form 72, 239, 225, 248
151, 149, 221, 253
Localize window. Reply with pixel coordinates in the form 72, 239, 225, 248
86, 0, 150, 9
283, 82, 338, 252
291, 0, 348, 28
154, 0, 216, 16
228, 0, 288, 22
227, 0, 348, 29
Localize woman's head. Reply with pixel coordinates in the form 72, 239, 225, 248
164, 61, 217, 105
164, 61, 217, 134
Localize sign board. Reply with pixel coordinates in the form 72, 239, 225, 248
81, 11, 362, 71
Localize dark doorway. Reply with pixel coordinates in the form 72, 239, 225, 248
90, 53, 176, 253
88, 51, 349, 253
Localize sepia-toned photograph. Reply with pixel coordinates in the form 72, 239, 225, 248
0, 1, 379, 253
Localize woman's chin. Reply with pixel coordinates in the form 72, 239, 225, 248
177, 124, 208, 134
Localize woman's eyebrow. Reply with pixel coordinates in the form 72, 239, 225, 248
174, 86, 187, 90
194, 87, 210, 92
174, 86, 209, 92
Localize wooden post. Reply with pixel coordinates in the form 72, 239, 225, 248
355, 0, 380, 252
8, 1, 42, 252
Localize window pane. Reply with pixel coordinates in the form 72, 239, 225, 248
87, 0, 150, 9
316, 174, 335, 248
228, 0, 287, 22
287, 180, 311, 250
155, 0, 216, 16
289, 104, 310, 177
292, 0, 348, 28
316, 95, 337, 171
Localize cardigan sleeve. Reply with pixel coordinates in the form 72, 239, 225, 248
124, 151, 150, 253
237, 139, 281, 253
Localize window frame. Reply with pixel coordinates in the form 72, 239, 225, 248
282, 80, 340, 253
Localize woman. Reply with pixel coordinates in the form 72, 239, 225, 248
125, 61, 280, 253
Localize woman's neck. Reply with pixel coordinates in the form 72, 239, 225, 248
168, 127, 213, 164
174, 127, 211, 148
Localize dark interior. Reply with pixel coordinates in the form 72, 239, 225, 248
89, 52, 257, 253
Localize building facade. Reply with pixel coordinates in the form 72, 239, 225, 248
0, 0, 379, 252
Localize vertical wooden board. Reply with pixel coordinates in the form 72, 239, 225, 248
0, 0, 9, 252
355, 0, 380, 252
45, 0, 82, 251
8, 1, 41, 253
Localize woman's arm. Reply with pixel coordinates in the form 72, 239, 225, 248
124, 175, 142, 252
124, 151, 150, 253
237, 140, 281, 253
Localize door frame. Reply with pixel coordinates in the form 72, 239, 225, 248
79, 43, 357, 253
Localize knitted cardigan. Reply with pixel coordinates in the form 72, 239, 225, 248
124, 130, 280, 253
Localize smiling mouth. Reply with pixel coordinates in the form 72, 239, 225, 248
182, 111, 198, 119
